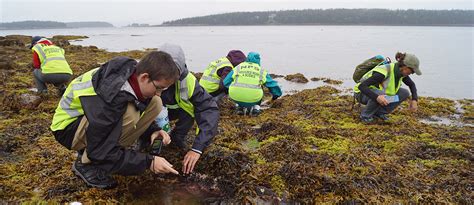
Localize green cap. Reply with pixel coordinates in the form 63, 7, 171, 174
404, 54, 421, 75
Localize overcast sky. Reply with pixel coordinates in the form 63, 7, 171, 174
1, 0, 473, 26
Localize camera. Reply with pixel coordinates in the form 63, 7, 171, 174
150, 138, 163, 156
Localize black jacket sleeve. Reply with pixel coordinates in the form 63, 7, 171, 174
190, 81, 220, 153
358, 72, 385, 102
402, 76, 418, 101
80, 95, 153, 175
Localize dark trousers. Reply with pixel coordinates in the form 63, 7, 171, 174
355, 88, 410, 118
33, 69, 71, 93
168, 108, 194, 145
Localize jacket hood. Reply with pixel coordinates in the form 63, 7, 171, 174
226, 50, 246, 67
159, 43, 188, 80
246, 52, 261, 66
93, 56, 137, 103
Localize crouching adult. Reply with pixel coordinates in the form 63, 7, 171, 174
355, 52, 421, 123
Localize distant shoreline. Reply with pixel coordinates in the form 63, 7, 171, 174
0, 21, 114, 30
2, 24, 473, 30
161, 9, 473, 28
0, 27, 114, 31
155, 24, 474, 27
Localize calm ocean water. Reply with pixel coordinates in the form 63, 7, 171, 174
1, 26, 472, 99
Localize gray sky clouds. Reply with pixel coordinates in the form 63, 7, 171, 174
1, 0, 473, 26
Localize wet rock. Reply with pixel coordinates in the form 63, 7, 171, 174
65, 45, 85, 52
51, 39, 70, 47
52, 35, 88, 41
0, 38, 24, 47
284, 73, 308, 83
310, 77, 326, 81
2, 35, 30, 46
269, 73, 284, 79
19, 93, 42, 108
323, 78, 343, 85
51, 35, 88, 47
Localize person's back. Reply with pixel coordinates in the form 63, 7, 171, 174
224, 52, 282, 115
199, 50, 246, 101
228, 61, 266, 104
30, 36, 73, 95
200, 56, 232, 93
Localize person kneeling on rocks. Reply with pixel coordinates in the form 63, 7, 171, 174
223, 52, 282, 116
157, 43, 219, 175
199, 50, 246, 103
30, 36, 73, 96
354, 52, 421, 123
50, 51, 180, 189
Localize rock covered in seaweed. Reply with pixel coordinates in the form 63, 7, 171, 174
284, 73, 308, 83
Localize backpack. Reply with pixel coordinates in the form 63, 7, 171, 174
353, 55, 391, 83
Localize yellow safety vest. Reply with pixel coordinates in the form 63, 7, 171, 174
354, 63, 404, 96
50, 68, 98, 131
199, 57, 233, 93
166, 73, 196, 118
229, 62, 267, 103
32, 41, 72, 75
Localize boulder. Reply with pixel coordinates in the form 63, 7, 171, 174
310, 77, 326, 81
284, 73, 308, 83
51, 39, 70, 47
4, 35, 30, 46
323, 78, 343, 85
19, 93, 42, 108
269, 73, 284, 79
0, 39, 24, 47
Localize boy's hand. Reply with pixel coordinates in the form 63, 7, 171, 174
376, 95, 389, 106
150, 156, 179, 175
182, 151, 201, 174
151, 130, 171, 145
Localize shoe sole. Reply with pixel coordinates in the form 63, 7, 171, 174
71, 163, 116, 189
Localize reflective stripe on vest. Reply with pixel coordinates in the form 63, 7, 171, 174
354, 63, 404, 95
50, 68, 98, 131
382, 64, 404, 96
231, 64, 265, 89
200, 75, 220, 83
228, 62, 267, 103
166, 73, 196, 118
199, 57, 232, 93
32, 43, 72, 75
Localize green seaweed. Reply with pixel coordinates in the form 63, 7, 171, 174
1, 35, 473, 204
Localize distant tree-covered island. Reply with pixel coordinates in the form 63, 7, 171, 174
162, 9, 474, 26
0, 21, 114, 30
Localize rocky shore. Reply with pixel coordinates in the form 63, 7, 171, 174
0, 35, 472, 204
